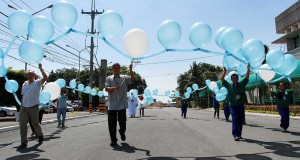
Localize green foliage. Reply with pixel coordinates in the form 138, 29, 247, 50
0, 69, 27, 107
177, 62, 222, 108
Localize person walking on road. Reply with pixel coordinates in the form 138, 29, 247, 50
57, 88, 68, 128
18, 63, 47, 149
221, 64, 250, 141
29, 106, 45, 136
267, 82, 296, 132
212, 93, 220, 119
105, 63, 134, 146
128, 94, 138, 118
180, 98, 188, 118
223, 97, 230, 122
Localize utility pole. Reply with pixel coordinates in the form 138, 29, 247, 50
81, 0, 104, 103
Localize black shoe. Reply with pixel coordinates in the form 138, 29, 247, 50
120, 133, 126, 141
17, 143, 27, 149
238, 136, 243, 139
110, 141, 117, 146
234, 137, 240, 141
38, 136, 44, 143
31, 132, 36, 136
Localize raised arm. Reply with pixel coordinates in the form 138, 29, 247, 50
221, 67, 227, 82
129, 64, 134, 81
39, 63, 47, 84
245, 63, 250, 81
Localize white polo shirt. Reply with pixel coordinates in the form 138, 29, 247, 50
21, 79, 42, 107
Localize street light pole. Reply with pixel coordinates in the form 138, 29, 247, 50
66, 45, 86, 81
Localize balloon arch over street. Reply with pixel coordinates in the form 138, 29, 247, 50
0, 1, 297, 106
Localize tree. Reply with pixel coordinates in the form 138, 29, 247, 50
177, 62, 223, 108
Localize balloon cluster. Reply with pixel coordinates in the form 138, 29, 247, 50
1, 1, 297, 105
205, 79, 228, 101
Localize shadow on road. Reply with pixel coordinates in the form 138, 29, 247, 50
6, 153, 50, 160
265, 127, 300, 136
112, 142, 151, 156
242, 138, 300, 158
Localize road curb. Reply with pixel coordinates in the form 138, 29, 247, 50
0, 113, 104, 133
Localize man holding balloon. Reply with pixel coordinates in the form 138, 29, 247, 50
221, 64, 250, 141
105, 63, 134, 146
18, 63, 47, 149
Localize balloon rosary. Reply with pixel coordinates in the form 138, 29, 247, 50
1, 1, 297, 105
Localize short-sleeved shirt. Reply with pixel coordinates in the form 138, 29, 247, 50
222, 78, 248, 106
105, 75, 132, 110
181, 99, 188, 107
271, 89, 293, 108
57, 94, 68, 108
21, 79, 42, 107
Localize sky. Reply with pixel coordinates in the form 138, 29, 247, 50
0, 0, 297, 102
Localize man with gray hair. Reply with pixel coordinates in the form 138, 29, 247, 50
18, 63, 47, 149
105, 63, 134, 146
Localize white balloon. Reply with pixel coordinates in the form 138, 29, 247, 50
123, 28, 148, 58
258, 64, 276, 82
209, 81, 218, 91
43, 82, 61, 100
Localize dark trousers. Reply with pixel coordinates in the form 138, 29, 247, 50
229, 105, 245, 138
224, 107, 230, 120
181, 106, 187, 118
140, 108, 144, 116
278, 107, 290, 130
29, 109, 45, 134
214, 107, 219, 118
108, 109, 126, 142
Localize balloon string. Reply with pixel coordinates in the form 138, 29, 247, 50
4, 36, 18, 59
197, 48, 225, 55
225, 51, 248, 64
45, 29, 73, 45
102, 38, 133, 59
4, 75, 21, 105
268, 76, 286, 83
133, 50, 167, 60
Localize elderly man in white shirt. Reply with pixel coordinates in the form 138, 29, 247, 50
18, 63, 47, 149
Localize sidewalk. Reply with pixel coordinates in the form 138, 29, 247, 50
203, 108, 300, 120
0, 111, 104, 133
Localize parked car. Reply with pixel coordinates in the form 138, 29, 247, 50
0, 106, 17, 117
41, 103, 57, 113
66, 103, 75, 112
68, 100, 83, 111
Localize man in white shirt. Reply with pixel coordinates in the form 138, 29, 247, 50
18, 63, 47, 149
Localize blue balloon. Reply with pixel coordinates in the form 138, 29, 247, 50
184, 92, 190, 99
192, 83, 199, 90
8, 10, 32, 36
132, 89, 138, 96
186, 87, 192, 93
215, 26, 229, 49
28, 15, 54, 43
157, 20, 181, 48
98, 10, 123, 38
39, 90, 51, 104
220, 87, 228, 95
98, 91, 104, 97
266, 49, 285, 69
18, 40, 44, 64
214, 88, 221, 95
242, 38, 264, 62
85, 86, 92, 94
216, 94, 226, 101
174, 91, 180, 97
0, 48, 5, 58
55, 78, 66, 88
69, 80, 77, 89
144, 88, 151, 96
277, 54, 297, 76
90, 89, 97, 96
189, 22, 212, 48
0, 66, 7, 77
78, 84, 84, 91
152, 89, 158, 95
236, 64, 247, 76
51, 1, 77, 29
165, 90, 171, 96
220, 27, 244, 53
205, 79, 211, 87
5, 80, 18, 93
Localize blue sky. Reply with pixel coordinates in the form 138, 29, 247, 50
0, 0, 297, 102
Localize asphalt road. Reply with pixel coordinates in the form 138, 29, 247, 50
1, 107, 300, 160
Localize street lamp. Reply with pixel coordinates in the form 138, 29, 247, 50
66, 45, 86, 81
